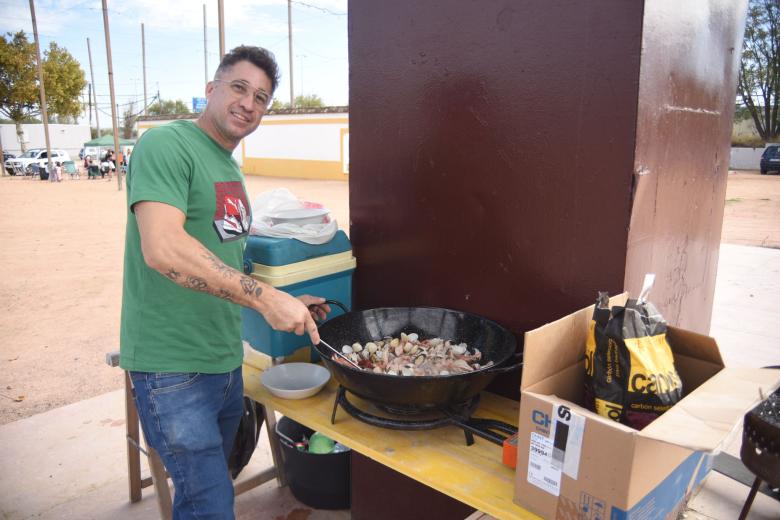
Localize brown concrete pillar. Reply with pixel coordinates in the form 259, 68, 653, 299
625, 1, 746, 330
350, 0, 745, 337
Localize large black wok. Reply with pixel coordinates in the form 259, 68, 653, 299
314, 304, 521, 411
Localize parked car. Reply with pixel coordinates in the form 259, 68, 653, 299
760, 145, 780, 175
4, 149, 71, 175
2, 151, 16, 174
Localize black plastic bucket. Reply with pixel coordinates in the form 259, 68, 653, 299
276, 416, 351, 509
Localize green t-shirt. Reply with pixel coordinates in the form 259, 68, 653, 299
120, 120, 251, 373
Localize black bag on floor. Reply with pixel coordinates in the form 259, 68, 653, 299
228, 397, 265, 479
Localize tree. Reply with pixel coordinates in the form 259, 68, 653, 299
271, 94, 326, 110
43, 42, 85, 122
0, 31, 86, 151
122, 101, 138, 139
90, 127, 113, 139
147, 99, 191, 116
737, 0, 780, 141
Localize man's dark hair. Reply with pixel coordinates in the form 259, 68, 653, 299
216, 45, 280, 94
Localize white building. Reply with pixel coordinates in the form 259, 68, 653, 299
136, 107, 349, 181
0, 124, 91, 159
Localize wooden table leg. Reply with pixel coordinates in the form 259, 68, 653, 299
261, 404, 287, 487
147, 445, 173, 520
124, 371, 143, 503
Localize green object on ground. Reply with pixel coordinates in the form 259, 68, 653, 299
308, 432, 335, 454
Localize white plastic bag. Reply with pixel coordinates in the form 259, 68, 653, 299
249, 188, 338, 245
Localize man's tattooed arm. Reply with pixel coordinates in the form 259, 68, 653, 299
162, 245, 264, 305
134, 201, 274, 310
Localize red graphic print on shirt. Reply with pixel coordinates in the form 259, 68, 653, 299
213, 181, 251, 242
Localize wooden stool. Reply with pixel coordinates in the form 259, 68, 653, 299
106, 352, 281, 519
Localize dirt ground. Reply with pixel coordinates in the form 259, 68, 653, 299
721, 171, 780, 248
0, 170, 777, 425
0, 173, 349, 425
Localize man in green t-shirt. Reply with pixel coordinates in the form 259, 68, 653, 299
120, 46, 330, 519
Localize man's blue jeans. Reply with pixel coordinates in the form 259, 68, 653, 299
130, 367, 244, 520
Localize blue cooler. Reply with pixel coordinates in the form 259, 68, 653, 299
242, 230, 355, 360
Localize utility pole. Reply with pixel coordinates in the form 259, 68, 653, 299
101, 0, 122, 191
142, 23, 147, 116
0, 121, 5, 176
288, 0, 294, 107
203, 4, 208, 86
88, 83, 93, 126
29, 0, 52, 176
0, 132, 5, 176
87, 37, 100, 137
218, 0, 225, 59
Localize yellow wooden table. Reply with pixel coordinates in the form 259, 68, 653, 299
242, 363, 541, 520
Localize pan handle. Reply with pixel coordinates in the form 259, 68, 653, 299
485, 352, 523, 375
322, 299, 349, 314
309, 299, 350, 317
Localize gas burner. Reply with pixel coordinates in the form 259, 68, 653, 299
372, 396, 479, 418
330, 385, 517, 447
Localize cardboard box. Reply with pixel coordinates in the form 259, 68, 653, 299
513, 295, 780, 520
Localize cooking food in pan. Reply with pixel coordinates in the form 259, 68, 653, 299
334, 332, 494, 376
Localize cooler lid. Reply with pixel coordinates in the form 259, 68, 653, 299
244, 230, 351, 266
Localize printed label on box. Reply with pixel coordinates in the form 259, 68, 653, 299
580, 492, 606, 520
528, 432, 562, 496
551, 403, 585, 479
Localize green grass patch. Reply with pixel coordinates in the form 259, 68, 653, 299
726, 197, 743, 204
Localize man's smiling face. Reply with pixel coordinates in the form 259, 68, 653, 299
201, 60, 272, 150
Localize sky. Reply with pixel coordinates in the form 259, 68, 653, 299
0, 0, 348, 126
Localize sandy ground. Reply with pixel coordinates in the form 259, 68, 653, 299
0, 170, 777, 425
0, 172, 349, 425
721, 170, 780, 248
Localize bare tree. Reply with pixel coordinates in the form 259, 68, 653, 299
737, 0, 780, 141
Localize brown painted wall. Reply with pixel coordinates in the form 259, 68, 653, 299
625, 0, 747, 332
347, 0, 746, 515
349, 1, 644, 339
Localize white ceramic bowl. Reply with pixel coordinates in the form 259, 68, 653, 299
268, 208, 330, 226
261, 363, 331, 399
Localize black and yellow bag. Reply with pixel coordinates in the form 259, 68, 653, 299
584, 290, 683, 429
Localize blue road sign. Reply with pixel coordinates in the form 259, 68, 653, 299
192, 97, 207, 113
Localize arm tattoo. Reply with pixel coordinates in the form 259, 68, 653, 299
212, 288, 235, 303
202, 250, 235, 279
184, 276, 208, 291
240, 276, 259, 296
165, 247, 242, 303
175, 275, 235, 303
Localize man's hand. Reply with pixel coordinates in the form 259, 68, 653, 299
256, 289, 323, 344
298, 295, 331, 322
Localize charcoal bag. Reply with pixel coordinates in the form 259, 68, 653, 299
584, 292, 683, 429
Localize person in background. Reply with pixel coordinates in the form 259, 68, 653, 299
120, 150, 129, 175
120, 45, 330, 519
105, 150, 116, 181
48, 161, 62, 182
100, 152, 115, 180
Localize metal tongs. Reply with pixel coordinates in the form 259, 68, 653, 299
318, 338, 361, 369
309, 299, 361, 370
